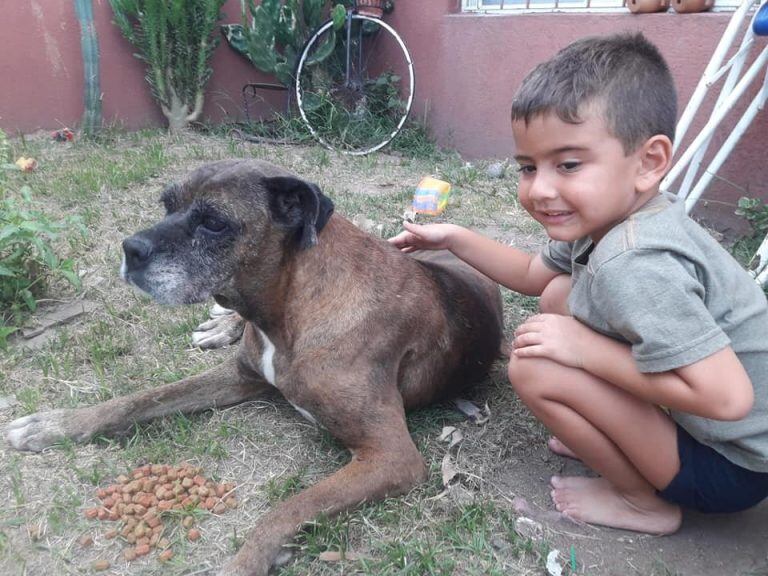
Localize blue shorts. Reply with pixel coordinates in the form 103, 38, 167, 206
657, 425, 768, 514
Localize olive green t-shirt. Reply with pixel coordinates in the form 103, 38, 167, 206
540, 193, 768, 473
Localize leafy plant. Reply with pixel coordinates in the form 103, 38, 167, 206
0, 129, 10, 165
736, 197, 768, 235
0, 187, 84, 346
109, 0, 226, 132
221, 0, 346, 87
733, 197, 768, 295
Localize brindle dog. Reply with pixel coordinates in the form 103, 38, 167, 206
5, 160, 503, 575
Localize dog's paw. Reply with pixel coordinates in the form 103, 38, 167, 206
192, 307, 245, 349
5, 410, 69, 452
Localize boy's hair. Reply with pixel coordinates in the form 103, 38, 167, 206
511, 33, 677, 153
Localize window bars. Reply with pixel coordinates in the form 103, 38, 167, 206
461, 0, 742, 11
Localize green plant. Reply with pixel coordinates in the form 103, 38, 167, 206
0, 128, 10, 165
0, 187, 84, 346
733, 197, 768, 275
74, 0, 102, 136
109, 0, 226, 132
736, 197, 768, 235
221, 0, 346, 87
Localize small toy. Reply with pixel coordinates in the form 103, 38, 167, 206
51, 128, 74, 142
412, 177, 452, 216
14, 156, 37, 172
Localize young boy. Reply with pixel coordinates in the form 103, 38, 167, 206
389, 33, 768, 534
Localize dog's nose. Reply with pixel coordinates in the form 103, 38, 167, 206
122, 236, 153, 269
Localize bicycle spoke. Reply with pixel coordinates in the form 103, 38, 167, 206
295, 14, 414, 155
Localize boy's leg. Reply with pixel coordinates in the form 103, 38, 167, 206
509, 275, 682, 534
509, 354, 681, 533
539, 274, 578, 459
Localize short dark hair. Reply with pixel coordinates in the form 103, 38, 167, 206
510, 33, 677, 153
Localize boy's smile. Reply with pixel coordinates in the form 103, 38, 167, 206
512, 109, 654, 244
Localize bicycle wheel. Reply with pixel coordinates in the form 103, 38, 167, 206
295, 13, 414, 155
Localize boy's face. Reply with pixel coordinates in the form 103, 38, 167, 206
512, 109, 650, 244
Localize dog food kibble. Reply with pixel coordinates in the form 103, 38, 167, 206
187, 528, 201, 541
78, 534, 94, 547
82, 463, 237, 565
158, 549, 174, 562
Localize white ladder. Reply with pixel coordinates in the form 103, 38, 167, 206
661, 0, 768, 286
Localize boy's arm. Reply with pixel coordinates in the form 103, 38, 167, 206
516, 315, 755, 421
572, 248, 753, 420
389, 222, 561, 296
448, 226, 560, 295
581, 330, 754, 421
544, 315, 754, 420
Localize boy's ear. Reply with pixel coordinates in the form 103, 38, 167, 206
635, 135, 673, 193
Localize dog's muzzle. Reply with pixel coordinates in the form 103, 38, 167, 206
120, 235, 154, 288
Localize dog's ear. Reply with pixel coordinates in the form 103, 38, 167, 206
264, 176, 335, 249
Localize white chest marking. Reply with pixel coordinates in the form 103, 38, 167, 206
257, 329, 276, 386
257, 328, 318, 425
290, 403, 318, 425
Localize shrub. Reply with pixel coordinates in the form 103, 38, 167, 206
0, 187, 85, 346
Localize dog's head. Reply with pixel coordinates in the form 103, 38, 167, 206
121, 160, 334, 305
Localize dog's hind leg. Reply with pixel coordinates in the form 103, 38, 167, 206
216, 399, 427, 576
5, 356, 267, 452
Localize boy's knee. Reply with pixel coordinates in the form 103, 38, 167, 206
508, 355, 543, 400
540, 274, 571, 315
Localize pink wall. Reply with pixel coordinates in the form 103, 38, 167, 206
0, 0, 280, 132
389, 3, 768, 236
1, 1, 765, 234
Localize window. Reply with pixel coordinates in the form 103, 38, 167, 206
462, 0, 741, 13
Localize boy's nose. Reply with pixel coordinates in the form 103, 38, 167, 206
528, 174, 558, 200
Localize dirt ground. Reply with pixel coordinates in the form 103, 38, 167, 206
1, 132, 767, 576
493, 435, 768, 576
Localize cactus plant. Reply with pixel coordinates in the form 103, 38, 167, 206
109, 0, 226, 132
222, 0, 346, 87
74, 0, 102, 137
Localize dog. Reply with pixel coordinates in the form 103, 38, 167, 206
5, 160, 503, 575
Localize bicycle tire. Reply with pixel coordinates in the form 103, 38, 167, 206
295, 13, 415, 155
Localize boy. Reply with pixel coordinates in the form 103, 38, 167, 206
389, 33, 768, 534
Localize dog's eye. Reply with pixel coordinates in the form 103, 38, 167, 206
199, 215, 227, 234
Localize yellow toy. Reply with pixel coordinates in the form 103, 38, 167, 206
412, 177, 451, 216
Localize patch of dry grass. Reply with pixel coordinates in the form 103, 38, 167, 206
0, 129, 557, 575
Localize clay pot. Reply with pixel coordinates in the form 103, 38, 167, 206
628, 0, 670, 13
671, 0, 714, 13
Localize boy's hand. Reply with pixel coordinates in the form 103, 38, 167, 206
388, 221, 457, 253
513, 314, 591, 369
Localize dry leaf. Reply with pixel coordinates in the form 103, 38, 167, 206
318, 550, 361, 562
441, 453, 459, 487
514, 516, 544, 541
453, 399, 491, 425
546, 549, 563, 576
438, 426, 464, 449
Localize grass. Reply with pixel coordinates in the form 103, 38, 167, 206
0, 127, 748, 576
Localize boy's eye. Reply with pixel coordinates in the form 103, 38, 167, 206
517, 165, 536, 175
559, 161, 581, 172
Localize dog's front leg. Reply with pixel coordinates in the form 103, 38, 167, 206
217, 404, 427, 576
5, 356, 267, 452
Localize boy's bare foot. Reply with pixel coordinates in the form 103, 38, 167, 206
550, 476, 682, 535
547, 436, 579, 460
